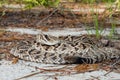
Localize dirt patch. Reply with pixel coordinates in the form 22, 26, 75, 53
0, 3, 120, 30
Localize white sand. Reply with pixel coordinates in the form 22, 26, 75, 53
6, 27, 120, 36
0, 59, 120, 80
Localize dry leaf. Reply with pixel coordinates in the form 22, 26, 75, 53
38, 26, 48, 31
12, 58, 19, 64
74, 64, 99, 72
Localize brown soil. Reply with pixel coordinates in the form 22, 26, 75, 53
0, 3, 120, 31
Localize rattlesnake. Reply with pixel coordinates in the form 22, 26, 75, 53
10, 33, 120, 64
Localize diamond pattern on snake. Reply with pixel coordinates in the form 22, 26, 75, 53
10, 33, 120, 64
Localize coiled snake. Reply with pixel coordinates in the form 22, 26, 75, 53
10, 33, 120, 64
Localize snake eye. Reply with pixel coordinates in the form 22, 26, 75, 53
33, 40, 36, 43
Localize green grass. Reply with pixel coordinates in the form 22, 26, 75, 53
86, 15, 103, 39
94, 15, 101, 39
84, 0, 118, 39
108, 20, 116, 39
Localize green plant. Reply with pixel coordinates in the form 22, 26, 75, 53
23, 0, 60, 9
0, 0, 60, 9
93, 14, 104, 39
115, 0, 120, 9
0, 0, 7, 7
86, 6, 103, 39
94, 15, 99, 38
108, 21, 116, 39
82, 0, 96, 4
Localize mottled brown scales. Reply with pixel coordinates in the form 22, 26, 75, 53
10, 33, 120, 64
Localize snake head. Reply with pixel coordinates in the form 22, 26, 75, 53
36, 32, 60, 45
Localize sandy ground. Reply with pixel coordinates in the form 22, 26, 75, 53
0, 59, 120, 80
0, 28, 120, 80
6, 27, 120, 36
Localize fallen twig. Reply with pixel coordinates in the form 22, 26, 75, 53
104, 59, 120, 76
36, 8, 58, 26
15, 71, 41, 80
14, 64, 74, 80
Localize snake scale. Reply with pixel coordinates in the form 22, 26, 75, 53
10, 33, 120, 64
